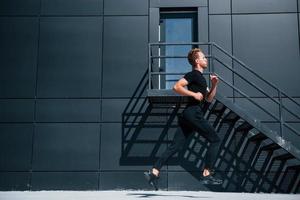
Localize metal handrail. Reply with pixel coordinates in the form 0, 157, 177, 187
150, 42, 300, 108
151, 55, 213, 59
214, 57, 300, 121
212, 42, 300, 108
150, 72, 211, 75
148, 42, 300, 120
149, 57, 300, 120
148, 42, 300, 139
216, 75, 300, 137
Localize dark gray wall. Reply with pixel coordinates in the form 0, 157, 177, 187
0, 0, 299, 191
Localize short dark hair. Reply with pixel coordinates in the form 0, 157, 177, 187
187, 48, 203, 66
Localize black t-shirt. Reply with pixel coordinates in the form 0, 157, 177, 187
183, 70, 208, 106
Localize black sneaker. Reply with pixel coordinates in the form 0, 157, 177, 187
201, 174, 223, 185
144, 170, 159, 190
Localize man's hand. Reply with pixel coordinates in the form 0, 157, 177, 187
193, 92, 204, 101
206, 74, 219, 102
210, 74, 219, 86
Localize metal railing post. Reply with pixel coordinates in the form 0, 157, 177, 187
232, 49, 235, 103
278, 90, 284, 139
148, 43, 151, 90
207, 43, 211, 89
210, 44, 214, 73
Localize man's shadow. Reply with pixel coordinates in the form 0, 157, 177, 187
127, 192, 211, 198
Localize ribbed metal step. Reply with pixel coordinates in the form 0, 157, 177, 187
261, 143, 281, 151
248, 132, 268, 142
210, 100, 226, 114
273, 153, 295, 161
147, 89, 188, 104
286, 165, 300, 172
222, 111, 240, 123
236, 121, 253, 132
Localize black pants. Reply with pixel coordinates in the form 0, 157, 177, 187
153, 105, 221, 170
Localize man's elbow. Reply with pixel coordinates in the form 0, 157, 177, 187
173, 84, 179, 93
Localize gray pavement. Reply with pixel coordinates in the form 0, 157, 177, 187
0, 191, 299, 200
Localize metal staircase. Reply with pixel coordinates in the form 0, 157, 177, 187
147, 42, 300, 155
121, 42, 300, 193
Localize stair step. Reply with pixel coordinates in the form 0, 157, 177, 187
248, 132, 268, 142
210, 101, 226, 114
274, 153, 295, 161
222, 111, 240, 123
287, 165, 300, 170
236, 121, 253, 132
261, 143, 281, 151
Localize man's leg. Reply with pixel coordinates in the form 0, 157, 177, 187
152, 122, 190, 171
198, 120, 221, 171
182, 106, 222, 184
145, 116, 193, 189
152, 115, 193, 171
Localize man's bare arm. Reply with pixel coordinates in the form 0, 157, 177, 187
206, 75, 219, 102
173, 78, 204, 101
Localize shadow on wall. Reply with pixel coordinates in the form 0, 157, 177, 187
119, 70, 300, 193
